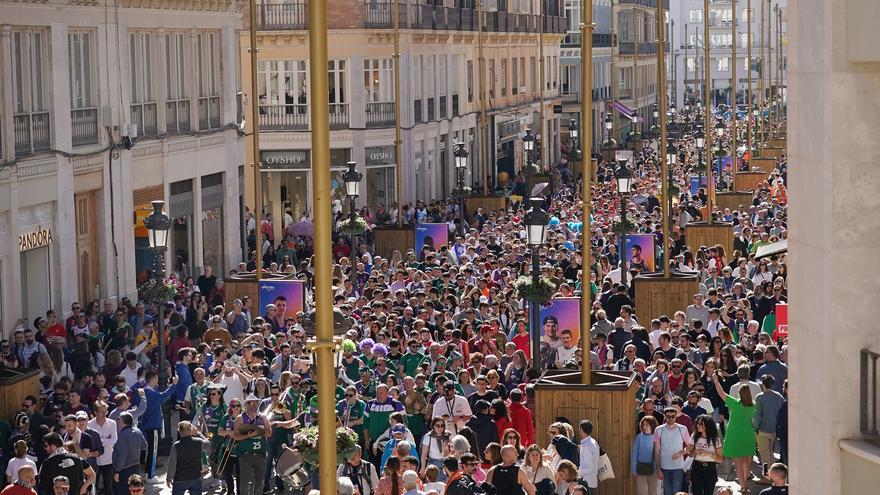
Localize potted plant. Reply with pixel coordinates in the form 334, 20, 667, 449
338, 217, 369, 236
291, 426, 359, 466
137, 277, 183, 305
612, 217, 637, 236
513, 275, 557, 305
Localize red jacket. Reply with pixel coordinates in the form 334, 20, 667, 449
496, 416, 512, 440
0, 485, 37, 495
508, 401, 535, 447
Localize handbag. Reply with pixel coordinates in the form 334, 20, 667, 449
597, 453, 615, 481
636, 462, 655, 476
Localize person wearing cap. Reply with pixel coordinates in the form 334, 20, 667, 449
61, 414, 96, 462
380, 424, 415, 471
232, 394, 271, 495
431, 381, 472, 434
652, 406, 691, 495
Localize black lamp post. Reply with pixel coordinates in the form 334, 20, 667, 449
602, 112, 616, 150
615, 160, 633, 288
568, 118, 579, 159
454, 141, 469, 238
650, 103, 660, 138
343, 161, 362, 268
628, 114, 640, 147
143, 200, 171, 388
522, 128, 536, 174
524, 197, 549, 372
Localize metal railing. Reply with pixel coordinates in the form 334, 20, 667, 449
861, 349, 880, 442
329, 103, 349, 129
199, 96, 221, 130
13, 112, 50, 156
166, 99, 192, 133
365, 102, 395, 128
131, 102, 158, 136
259, 103, 309, 130
71, 108, 99, 146
257, 2, 307, 30
365, 1, 408, 28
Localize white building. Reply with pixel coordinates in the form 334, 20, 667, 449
669, 0, 787, 109
0, 0, 245, 328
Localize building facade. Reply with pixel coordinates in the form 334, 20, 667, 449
669, 0, 787, 110
0, 0, 245, 329
241, 0, 566, 239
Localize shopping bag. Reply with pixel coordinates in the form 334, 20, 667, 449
597, 453, 615, 481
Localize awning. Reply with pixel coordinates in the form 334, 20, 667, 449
755, 239, 788, 259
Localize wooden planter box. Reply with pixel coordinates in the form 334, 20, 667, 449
734, 171, 767, 192
750, 157, 777, 172
0, 369, 39, 425
535, 370, 639, 495
372, 226, 416, 259
465, 195, 507, 219
715, 191, 755, 213
684, 221, 734, 256
633, 272, 700, 321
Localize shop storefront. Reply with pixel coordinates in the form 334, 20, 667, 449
19, 224, 53, 326
169, 180, 195, 279
365, 145, 397, 211
201, 173, 224, 274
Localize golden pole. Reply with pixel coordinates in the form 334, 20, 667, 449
731, 0, 737, 190
610, 0, 616, 144
478, 1, 489, 195
633, 6, 640, 137
746, 0, 753, 156
580, 0, 594, 385
759, 0, 765, 151
766, 0, 773, 138
658, 0, 669, 277
248, 0, 263, 279
539, 0, 545, 171
704, 0, 713, 225
307, 1, 336, 493
776, 5, 782, 132
393, 0, 403, 226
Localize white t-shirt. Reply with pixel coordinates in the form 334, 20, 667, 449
692, 436, 722, 462
219, 374, 245, 405
6, 456, 37, 482
431, 395, 472, 433
120, 364, 142, 389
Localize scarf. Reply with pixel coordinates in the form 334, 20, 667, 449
13, 479, 34, 490
444, 470, 463, 492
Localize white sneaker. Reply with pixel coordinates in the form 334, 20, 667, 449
146, 477, 161, 484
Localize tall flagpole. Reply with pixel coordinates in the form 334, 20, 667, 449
730, 0, 738, 190
307, 1, 336, 493
704, 0, 713, 224
580, 0, 594, 385
248, 0, 263, 278
539, 0, 545, 170
478, 1, 489, 195
658, 0, 670, 277
393, 0, 403, 226
746, 0, 753, 155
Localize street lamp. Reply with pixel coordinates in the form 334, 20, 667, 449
629, 114, 640, 146
666, 141, 678, 166
143, 200, 171, 389
603, 113, 616, 149
454, 142, 469, 237
343, 161, 362, 268
524, 197, 549, 372
615, 160, 632, 288
715, 118, 725, 139
522, 128, 536, 175
651, 104, 660, 137
568, 118, 579, 157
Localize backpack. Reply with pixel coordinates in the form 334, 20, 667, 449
552, 435, 580, 466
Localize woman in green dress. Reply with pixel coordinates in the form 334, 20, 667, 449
712, 370, 757, 493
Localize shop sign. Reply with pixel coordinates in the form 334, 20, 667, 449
366, 146, 396, 166
261, 150, 310, 170
19, 226, 53, 252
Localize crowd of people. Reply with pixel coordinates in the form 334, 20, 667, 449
0, 111, 789, 495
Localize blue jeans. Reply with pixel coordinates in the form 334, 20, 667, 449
171, 478, 202, 495
661, 468, 684, 495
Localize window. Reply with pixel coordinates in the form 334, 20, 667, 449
741, 33, 749, 48
686, 57, 696, 73
689, 9, 703, 23
11, 29, 49, 155
519, 57, 525, 93
256, 60, 308, 130
711, 33, 732, 48
363, 58, 394, 103
69, 31, 96, 109
744, 56, 751, 72
197, 32, 219, 97
511, 58, 518, 95
328, 59, 347, 103
164, 33, 190, 132
488, 59, 495, 98
689, 33, 703, 47
129, 33, 153, 104
717, 57, 729, 72
742, 8, 750, 21
467, 60, 474, 102
500, 58, 507, 97
530, 56, 536, 92
552, 56, 558, 89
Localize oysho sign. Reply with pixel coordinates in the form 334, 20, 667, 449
366, 146, 396, 166
261, 150, 310, 169
19, 226, 53, 252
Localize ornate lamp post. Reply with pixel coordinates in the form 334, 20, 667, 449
650, 104, 660, 138
568, 118, 580, 159
454, 142, 469, 238
343, 161, 363, 268
524, 197, 549, 372
615, 160, 633, 287
522, 128, 536, 175
143, 200, 171, 388
602, 113, 616, 150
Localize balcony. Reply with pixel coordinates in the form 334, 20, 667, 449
166, 99, 191, 133
13, 111, 50, 156
329, 103, 349, 129
259, 104, 309, 130
257, 2, 307, 30
71, 108, 99, 147
618, 42, 661, 55
131, 102, 158, 136
365, 1, 408, 28
198, 96, 221, 130
365, 102, 395, 128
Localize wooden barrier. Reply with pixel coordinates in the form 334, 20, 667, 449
373, 226, 416, 259
769, 137, 787, 149
465, 195, 507, 219
535, 370, 639, 495
684, 222, 734, 256
0, 368, 39, 424
734, 171, 767, 192
762, 147, 785, 159
223, 272, 293, 310
633, 272, 700, 321
751, 157, 777, 172
715, 191, 755, 213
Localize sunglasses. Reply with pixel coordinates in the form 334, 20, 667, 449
345, 394, 356, 398
231, 405, 242, 409
505, 436, 517, 440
